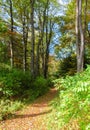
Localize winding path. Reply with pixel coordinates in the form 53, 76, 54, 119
0, 88, 58, 130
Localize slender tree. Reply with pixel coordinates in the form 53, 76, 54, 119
30, 0, 35, 76
35, 0, 48, 76
76, 0, 85, 72
9, 0, 14, 68
22, 9, 29, 72
44, 19, 54, 78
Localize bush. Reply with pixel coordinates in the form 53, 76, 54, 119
48, 65, 90, 130
0, 99, 23, 120
32, 76, 49, 97
47, 78, 54, 88
57, 54, 77, 77
0, 65, 50, 120
0, 68, 32, 97
0, 66, 50, 99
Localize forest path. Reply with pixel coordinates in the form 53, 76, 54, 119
0, 88, 58, 130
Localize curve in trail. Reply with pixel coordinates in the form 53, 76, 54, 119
0, 88, 58, 130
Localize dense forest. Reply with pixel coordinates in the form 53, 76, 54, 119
0, 0, 90, 129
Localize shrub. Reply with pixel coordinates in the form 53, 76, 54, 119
0, 69, 22, 97
48, 65, 90, 130
0, 65, 50, 121
0, 66, 50, 99
0, 68, 32, 97
32, 76, 49, 97
57, 54, 77, 77
47, 78, 54, 88
0, 99, 23, 120
20, 71, 33, 89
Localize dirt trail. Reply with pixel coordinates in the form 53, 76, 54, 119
0, 88, 58, 130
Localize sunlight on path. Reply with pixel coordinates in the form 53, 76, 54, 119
0, 88, 58, 130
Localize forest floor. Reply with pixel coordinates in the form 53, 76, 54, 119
0, 88, 58, 130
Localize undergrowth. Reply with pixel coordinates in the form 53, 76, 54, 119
0, 99, 24, 120
0, 64, 51, 120
47, 65, 90, 130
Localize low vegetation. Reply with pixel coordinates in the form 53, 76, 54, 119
47, 65, 90, 130
0, 64, 51, 120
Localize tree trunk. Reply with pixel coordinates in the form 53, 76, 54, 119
36, 41, 40, 76
44, 19, 53, 78
9, 0, 14, 68
78, 0, 84, 71
22, 10, 29, 72
35, 3, 47, 76
30, 0, 35, 76
41, 0, 49, 76
76, 0, 85, 72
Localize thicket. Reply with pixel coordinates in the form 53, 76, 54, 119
57, 54, 77, 77
54, 52, 90, 78
48, 65, 90, 130
0, 64, 51, 120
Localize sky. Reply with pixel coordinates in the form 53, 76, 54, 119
57, 0, 71, 5
49, 0, 71, 56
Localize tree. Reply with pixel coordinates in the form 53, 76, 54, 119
30, 0, 35, 76
0, 0, 61, 77
9, 0, 14, 68
76, 0, 86, 72
44, 18, 54, 78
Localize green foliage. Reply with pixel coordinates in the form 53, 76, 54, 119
57, 54, 77, 77
0, 99, 23, 120
0, 64, 51, 120
0, 63, 50, 99
47, 78, 54, 88
0, 68, 32, 97
23, 77, 51, 102
33, 77, 49, 96
48, 65, 90, 130
0, 21, 7, 33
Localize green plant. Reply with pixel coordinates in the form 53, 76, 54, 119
0, 66, 51, 121
57, 54, 77, 77
0, 68, 33, 97
48, 65, 90, 130
32, 76, 49, 97
0, 99, 23, 120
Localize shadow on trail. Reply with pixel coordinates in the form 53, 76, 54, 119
2, 88, 58, 121
10, 109, 52, 120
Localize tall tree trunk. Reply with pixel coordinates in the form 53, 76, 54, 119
9, 0, 14, 68
41, 7, 47, 76
22, 11, 26, 72
22, 10, 29, 72
44, 23, 49, 78
83, 0, 87, 67
84, 0, 87, 34
36, 40, 40, 76
44, 19, 53, 78
30, 0, 35, 76
79, 0, 84, 71
35, 2, 48, 76
76, 0, 80, 72
41, 0, 49, 76
76, 0, 85, 72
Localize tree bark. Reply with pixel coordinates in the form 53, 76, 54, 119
22, 9, 29, 72
9, 0, 14, 68
44, 19, 54, 78
30, 0, 35, 76
35, 2, 48, 76
76, 0, 85, 72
